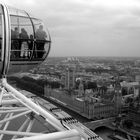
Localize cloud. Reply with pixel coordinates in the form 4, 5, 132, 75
3, 0, 36, 6
79, 0, 140, 9
1, 0, 140, 57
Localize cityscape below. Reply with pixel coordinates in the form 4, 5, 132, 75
1, 1, 140, 139
8, 56, 140, 140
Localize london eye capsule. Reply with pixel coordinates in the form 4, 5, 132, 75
0, 4, 51, 77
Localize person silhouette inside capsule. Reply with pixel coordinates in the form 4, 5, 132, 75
19, 28, 29, 58
28, 34, 34, 57
36, 25, 47, 58
11, 27, 20, 58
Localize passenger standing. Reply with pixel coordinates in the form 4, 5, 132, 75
36, 25, 47, 58
19, 28, 29, 58
36, 25, 47, 40
12, 27, 19, 39
29, 34, 34, 57
11, 27, 19, 58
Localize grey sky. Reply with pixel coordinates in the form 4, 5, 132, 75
2, 0, 140, 57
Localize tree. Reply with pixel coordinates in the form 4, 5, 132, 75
121, 87, 128, 96
75, 79, 80, 89
122, 119, 133, 129
100, 86, 107, 93
86, 81, 97, 90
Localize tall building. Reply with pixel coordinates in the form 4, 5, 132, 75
114, 82, 122, 114
64, 67, 76, 90
135, 75, 140, 83
78, 79, 84, 97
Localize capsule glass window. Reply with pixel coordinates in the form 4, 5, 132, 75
32, 18, 50, 60
10, 15, 34, 60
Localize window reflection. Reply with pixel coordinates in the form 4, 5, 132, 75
8, 6, 27, 17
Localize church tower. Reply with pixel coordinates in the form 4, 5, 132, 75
114, 81, 122, 114
64, 67, 75, 90
78, 79, 84, 97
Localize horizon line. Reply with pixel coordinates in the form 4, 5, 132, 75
48, 56, 140, 58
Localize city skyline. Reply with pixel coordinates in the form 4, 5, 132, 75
2, 0, 140, 57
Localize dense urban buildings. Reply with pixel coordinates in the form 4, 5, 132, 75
8, 56, 140, 140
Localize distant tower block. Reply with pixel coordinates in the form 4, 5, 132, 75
65, 67, 75, 90
114, 82, 122, 114
135, 75, 140, 83
61, 75, 65, 86
78, 79, 84, 97
44, 85, 51, 97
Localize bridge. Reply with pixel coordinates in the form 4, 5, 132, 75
84, 117, 116, 130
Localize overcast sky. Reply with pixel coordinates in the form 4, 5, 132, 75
1, 0, 140, 57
